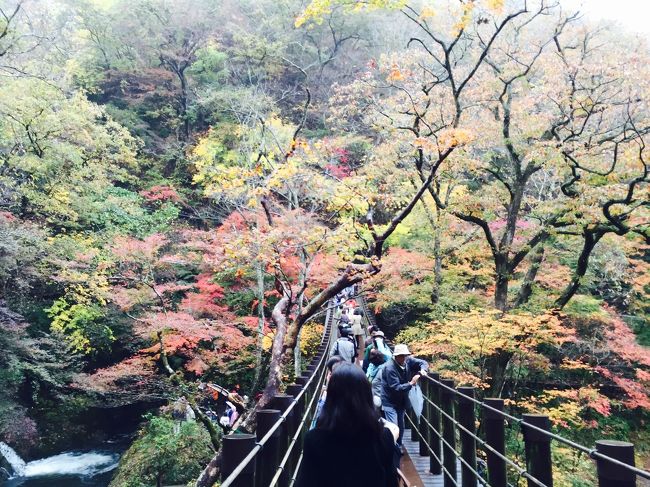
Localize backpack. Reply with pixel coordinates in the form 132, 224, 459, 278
332, 338, 351, 360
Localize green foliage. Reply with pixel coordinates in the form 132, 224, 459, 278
47, 298, 113, 355
627, 315, 650, 347
187, 43, 228, 86
0, 217, 48, 297
0, 78, 140, 230
221, 286, 257, 317
86, 187, 180, 237
562, 295, 605, 318
109, 414, 215, 487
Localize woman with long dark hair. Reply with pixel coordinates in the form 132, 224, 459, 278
295, 363, 398, 487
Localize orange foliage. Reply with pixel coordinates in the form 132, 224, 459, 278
368, 248, 433, 312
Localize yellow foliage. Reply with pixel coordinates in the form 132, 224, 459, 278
486, 0, 504, 11
438, 128, 474, 151
387, 64, 405, 82
300, 323, 325, 359
419, 6, 436, 20
399, 310, 574, 388
296, 0, 407, 27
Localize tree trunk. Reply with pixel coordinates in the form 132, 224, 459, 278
178, 68, 190, 142
513, 244, 545, 308
486, 351, 513, 397
251, 260, 266, 393
294, 331, 302, 377
555, 229, 604, 308
495, 185, 525, 310
195, 262, 380, 486
188, 398, 221, 451
494, 255, 509, 311
432, 222, 443, 304
195, 452, 222, 487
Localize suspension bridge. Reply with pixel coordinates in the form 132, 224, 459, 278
216, 296, 650, 487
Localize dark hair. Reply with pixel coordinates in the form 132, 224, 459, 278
316, 363, 381, 437
326, 355, 345, 372
369, 348, 386, 366
339, 327, 350, 337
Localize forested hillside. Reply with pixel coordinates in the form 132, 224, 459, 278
0, 0, 648, 485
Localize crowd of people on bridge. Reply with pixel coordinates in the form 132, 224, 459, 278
296, 290, 429, 487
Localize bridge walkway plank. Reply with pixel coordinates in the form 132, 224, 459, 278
402, 424, 462, 487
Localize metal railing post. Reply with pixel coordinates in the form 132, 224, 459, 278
441, 378, 457, 487
522, 414, 553, 487
458, 386, 477, 487
256, 409, 281, 487
595, 440, 636, 487
429, 374, 442, 475
483, 398, 506, 487
222, 434, 256, 487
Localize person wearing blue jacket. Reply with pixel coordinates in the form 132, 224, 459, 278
380, 344, 428, 448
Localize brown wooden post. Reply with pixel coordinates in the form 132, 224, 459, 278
441, 378, 457, 487
595, 440, 636, 487
421, 379, 433, 459
483, 398, 506, 487
255, 409, 281, 487
457, 386, 477, 487
418, 395, 428, 457
270, 394, 293, 487
286, 383, 304, 480
522, 414, 553, 487
429, 374, 442, 475
221, 434, 256, 486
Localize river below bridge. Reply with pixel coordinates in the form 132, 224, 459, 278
1, 441, 123, 487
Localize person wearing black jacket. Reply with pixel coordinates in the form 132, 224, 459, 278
380, 344, 428, 448
295, 363, 398, 487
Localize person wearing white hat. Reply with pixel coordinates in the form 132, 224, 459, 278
380, 344, 428, 449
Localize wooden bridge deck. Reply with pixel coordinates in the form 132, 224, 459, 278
402, 423, 462, 487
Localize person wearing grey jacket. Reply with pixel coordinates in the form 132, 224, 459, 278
330, 328, 356, 363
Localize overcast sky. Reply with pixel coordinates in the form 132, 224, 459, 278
562, 0, 650, 37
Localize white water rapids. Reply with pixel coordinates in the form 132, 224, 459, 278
0, 442, 119, 480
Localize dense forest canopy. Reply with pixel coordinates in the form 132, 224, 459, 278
0, 0, 648, 485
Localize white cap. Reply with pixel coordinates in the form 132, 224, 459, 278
393, 344, 411, 356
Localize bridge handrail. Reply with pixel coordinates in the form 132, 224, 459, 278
220, 303, 334, 487
417, 372, 650, 484
270, 350, 329, 486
